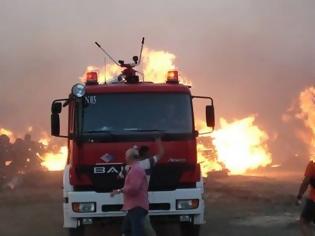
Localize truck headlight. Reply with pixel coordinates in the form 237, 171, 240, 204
176, 199, 199, 210
71, 83, 86, 98
72, 202, 96, 213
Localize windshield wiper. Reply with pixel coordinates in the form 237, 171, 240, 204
84, 130, 113, 134
85, 129, 165, 134
125, 129, 165, 133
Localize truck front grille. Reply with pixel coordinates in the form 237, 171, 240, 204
101, 203, 171, 212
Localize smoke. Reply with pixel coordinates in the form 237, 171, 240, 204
0, 0, 314, 166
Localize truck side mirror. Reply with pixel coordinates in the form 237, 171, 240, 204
50, 99, 69, 138
51, 113, 60, 136
51, 102, 62, 114
51, 102, 62, 136
206, 105, 215, 128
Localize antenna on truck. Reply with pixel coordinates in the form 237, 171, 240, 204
94, 41, 120, 66
137, 37, 145, 65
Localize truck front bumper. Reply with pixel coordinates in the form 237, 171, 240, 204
64, 187, 205, 228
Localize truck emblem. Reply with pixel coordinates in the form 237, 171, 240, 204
94, 166, 106, 174
85, 96, 97, 104
100, 153, 113, 163
93, 166, 122, 174
107, 167, 119, 174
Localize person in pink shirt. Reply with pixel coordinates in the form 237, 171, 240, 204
111, 147, 149, 236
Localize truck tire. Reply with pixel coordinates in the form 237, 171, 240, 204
180, 222, 200, 236
68, 226, 85, 236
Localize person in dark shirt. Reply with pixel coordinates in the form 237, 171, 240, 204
138, 137, 164, 236
138, 137, 164, 182
297, 161, 315, 236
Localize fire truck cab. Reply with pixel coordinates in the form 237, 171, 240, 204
51, 66, 215, 236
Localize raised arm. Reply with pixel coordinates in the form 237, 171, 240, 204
297, 176, 310, 200
154, 137, 165, 162
297, 161, 313, 203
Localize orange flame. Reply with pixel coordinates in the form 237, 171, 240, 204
36, 133, 67, 171
142, 48, 176, 83
38, 138, 50, 146
40, 146, 68, 171
0, 128, 15, 143
295, 86, 315, 160
197, 116, 272, 176
197, 142, 222, 177
38, 132, 51, 147
212, 116, 272, 175
0, 126, 68, 172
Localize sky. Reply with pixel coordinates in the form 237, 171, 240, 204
0, 0, 314, 163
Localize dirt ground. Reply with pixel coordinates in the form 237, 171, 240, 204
0, 171, 306, 236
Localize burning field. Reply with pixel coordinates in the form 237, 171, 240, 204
0, 46, 314, 236
0, 127, 67, 190
0, 0, 314, 235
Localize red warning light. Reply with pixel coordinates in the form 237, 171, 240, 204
86, 71, 98, 85
166, 70, 179, 84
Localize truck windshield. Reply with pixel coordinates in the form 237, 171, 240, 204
82, 93, 193, 134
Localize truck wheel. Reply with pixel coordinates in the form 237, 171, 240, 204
180, 222, 200, 236
68, 226, 85, 236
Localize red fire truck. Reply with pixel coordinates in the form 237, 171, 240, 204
51, 41, 215, 236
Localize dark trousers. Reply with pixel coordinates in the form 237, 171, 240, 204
122, 207, 148, 236
301, 199, 315, 222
